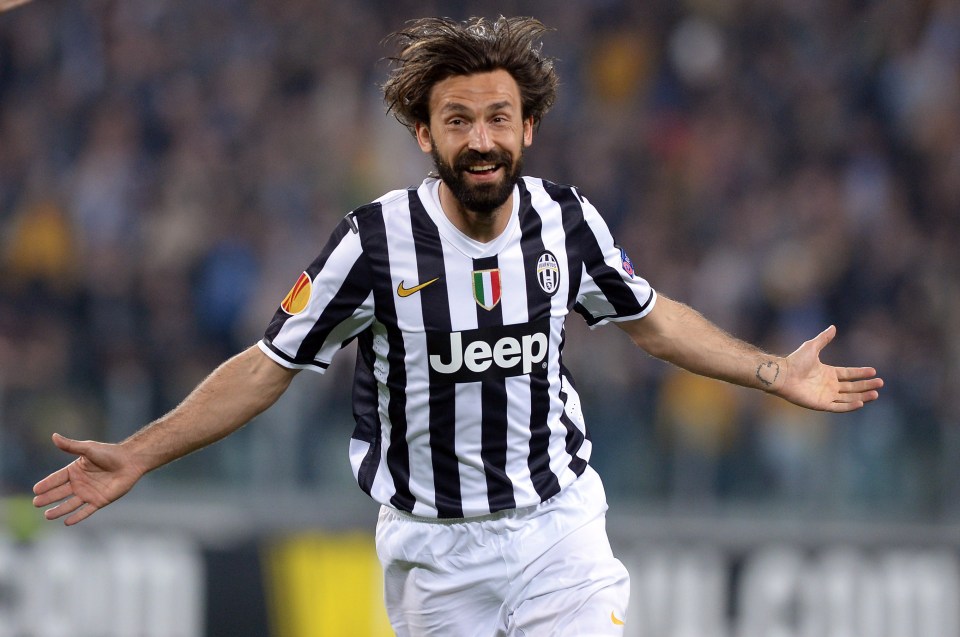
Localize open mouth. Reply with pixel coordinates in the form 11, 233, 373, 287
464, 164, 501, 176
456, 150, 509, 177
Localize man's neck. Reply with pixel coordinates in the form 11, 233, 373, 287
437, 181, 513, 243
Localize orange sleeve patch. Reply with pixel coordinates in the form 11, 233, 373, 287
280, 272, 312, 315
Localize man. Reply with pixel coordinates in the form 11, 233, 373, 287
33, 16, 882, 636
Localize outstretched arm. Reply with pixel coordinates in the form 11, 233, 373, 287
618, 295, 882, 412
33, 345, 297, 525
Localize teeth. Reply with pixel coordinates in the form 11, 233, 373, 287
467, 165, 496, 173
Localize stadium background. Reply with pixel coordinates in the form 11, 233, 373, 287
1, 0, 959, 634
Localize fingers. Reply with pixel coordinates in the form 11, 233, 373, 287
829, 370, 883, 411
32, 463, 82, 520
839, 375, 883, 407
33, 434, 91, 505
33, 434, 85, 496
43, 496, 100, 526
829, 399, 866, 413
32, 480, 75, 507
833, 390, 879, 407
64, 503, 100, 526
836, 366, 880, 382
838, 375, 884, 391
34, 433, 111, 526
32, 465, 70, 498
63, 502, 99, 526
827, 379, 882, 412
43, 495, 85, 520
34, 477, 101, 526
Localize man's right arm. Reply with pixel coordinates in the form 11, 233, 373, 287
33, 345, 297, 525
122, 345, 297, 471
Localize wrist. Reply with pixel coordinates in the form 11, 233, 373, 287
118, 436, 159, 476
755, 357, 785, 394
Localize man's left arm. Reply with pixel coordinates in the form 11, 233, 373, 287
617, 294, 883, 412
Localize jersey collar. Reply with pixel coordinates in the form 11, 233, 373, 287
419, 178, 521, 259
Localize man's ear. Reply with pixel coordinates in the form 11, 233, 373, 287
523, 117, 534, 148
415, 122, 433, 153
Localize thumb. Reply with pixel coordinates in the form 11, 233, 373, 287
810, 325, 837, 353
51, 433, 89, 456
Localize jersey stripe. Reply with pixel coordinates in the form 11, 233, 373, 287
351, 329, 381, 495
354, 202, 416, 512
559, 380, 589, 476
518, 180, 562, 501
554, 186, 586, 313
410, 190, 463, 518
473, 254, 516, 513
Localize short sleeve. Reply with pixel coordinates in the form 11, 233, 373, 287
571, 194, 656, 327
259, 216, 375, 373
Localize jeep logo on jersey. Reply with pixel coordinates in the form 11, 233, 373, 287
427, 318, 550, 383
537, 251, 560, 295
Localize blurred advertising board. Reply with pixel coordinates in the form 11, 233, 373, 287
0, 530, 204, 636
2, 511, 958, 636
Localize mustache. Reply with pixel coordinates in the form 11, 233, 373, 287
453, 149, 512, 171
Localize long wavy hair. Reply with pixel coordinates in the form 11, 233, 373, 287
382, 16, 559, 135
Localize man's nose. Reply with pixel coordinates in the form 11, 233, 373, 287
468, 122, 494, 152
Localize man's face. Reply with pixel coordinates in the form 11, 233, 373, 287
416, 70, 534, 215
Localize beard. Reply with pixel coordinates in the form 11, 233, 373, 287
431, 146, 523, 215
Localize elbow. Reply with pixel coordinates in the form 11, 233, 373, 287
630, 331, 672, 361
240, 345, 297, 406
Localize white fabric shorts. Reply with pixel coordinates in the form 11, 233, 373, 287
375, 466, 630, 636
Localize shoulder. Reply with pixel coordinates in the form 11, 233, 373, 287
350, 186, 412, 218
344, 184, 421, 230
374, 185, 418, 210
520, 176, 596, 220
521, 176, 591, 204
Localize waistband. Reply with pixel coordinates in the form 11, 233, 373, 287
379, 466, 603, 526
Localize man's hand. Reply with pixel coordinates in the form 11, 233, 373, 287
32, 346, 296, 526
620, 297, 883, 413
32, 433, 146, 526
775, 325, 883, 412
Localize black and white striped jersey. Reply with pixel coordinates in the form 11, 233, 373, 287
258, 176, 656, 518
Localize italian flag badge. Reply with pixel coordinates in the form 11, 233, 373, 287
472, 269, 502, 310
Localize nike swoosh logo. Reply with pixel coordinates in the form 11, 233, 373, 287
611, 611, 625, 626
397, 277, 440, 298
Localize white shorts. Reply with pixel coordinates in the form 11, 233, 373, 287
375, 467, 630, 636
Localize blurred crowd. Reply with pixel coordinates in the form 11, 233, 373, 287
1, 0, 958, 522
